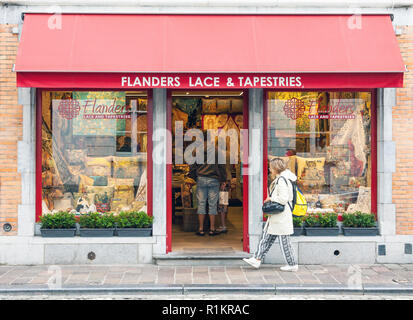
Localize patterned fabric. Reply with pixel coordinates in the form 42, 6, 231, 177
202, 98, 217, 114
254, 220, 296, 266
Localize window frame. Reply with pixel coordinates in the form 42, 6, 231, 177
35, 88, 153, 222
263, 89, 377, 217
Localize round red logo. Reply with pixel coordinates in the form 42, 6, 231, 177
283, 97, 306, 120
57, 99, 81, 120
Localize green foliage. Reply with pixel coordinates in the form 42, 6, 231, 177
304, 212, 338, 228
115, 211, 153, 229
79, 212, 116, 229
342, 211, 376, 228
40, 211, 76, 229
303, 213, 319, 227
293, 216, 304, 227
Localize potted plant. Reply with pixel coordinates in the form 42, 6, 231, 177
78, 212, 116, 237
115, 211, 153, 237
304, 212, 339, 236
292, 216, 304, 236
39, 211, 77, 237
342, 211, 379, 236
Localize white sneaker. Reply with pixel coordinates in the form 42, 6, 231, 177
280, 265, 298, 272
242, 257, 261, 269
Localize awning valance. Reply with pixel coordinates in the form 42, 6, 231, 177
16, 14, 404, 88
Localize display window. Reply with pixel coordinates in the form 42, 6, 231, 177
265, 91, 376, 216
38, 90, 151, 218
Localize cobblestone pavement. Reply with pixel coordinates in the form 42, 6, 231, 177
0, 264, 412, 287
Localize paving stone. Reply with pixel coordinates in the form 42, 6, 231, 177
305, 265, 327, 272
262, 274, 284, 284
329, 273, 350, 285
314, 273, 340, 284
103, 272, 123, 285
297, 274, 321, 284
193, 267, 209, 272
175, 267, 192, 274
227, 276, 248, 284
385, 264, 405, 270
87, 272, 107, 284
10, 277, 33, 285
360, 269, 378, 276
278, 272, 301, 284
372, 266, 391, 273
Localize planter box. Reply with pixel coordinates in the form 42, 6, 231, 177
292, 227, 303, 236
342, 227, 379, 236
116, 228, 152, 237
40, 228, 76, 237
304, 227, 339, 236
79, 228, 115, 237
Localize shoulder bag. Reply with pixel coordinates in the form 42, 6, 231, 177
262, 177, 285, 215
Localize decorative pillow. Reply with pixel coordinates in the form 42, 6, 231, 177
138, 98, 147, 111
137, 115, 147, 131
216, 114, 228, 128
113, 188, 135, 206
172, 107, 188, 132
85, 186, 115, 204
108, 178, 135, 191
296, 156, 325, 178
85, 157, 112, 177
230, 98, 243, 113
221, 116, 239, 140
202, 98, 217, 114
78, 174, 94, 193
111, 198, 131, 212
234, 115, 243, 129
216, 99, 231, 113
203, 115, 216, 130
296, 156, 326, 190
131, 201, 146, 212
113, 156, 144, 178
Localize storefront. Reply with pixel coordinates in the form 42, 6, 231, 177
12, 13, 407, 263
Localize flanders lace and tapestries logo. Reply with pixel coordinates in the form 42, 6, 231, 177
57, 99, 81, 120
283, 97, 306, 120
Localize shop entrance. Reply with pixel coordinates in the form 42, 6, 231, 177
167, 90, 248, 253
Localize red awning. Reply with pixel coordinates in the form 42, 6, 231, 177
16, 14, 404, 88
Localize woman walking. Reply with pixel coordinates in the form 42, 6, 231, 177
243, 157, 298, 271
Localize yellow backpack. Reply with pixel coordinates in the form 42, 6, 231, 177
279, 177, 308, 217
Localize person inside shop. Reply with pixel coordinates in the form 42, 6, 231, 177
243, 157, 299, 271
316, 135, 327, 152
188, 131, 227, 236
119, 136, 132, 152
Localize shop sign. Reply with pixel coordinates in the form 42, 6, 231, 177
57, 98, 129, 120
121, 75, 303, 89
283, 97, 358, 120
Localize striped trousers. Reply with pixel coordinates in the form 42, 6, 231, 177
254, 221, 297, 266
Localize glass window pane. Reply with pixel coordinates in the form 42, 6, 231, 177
41, 91, 148, 215
267, 91, 372, 214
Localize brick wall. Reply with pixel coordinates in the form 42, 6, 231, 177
0, 24, 22, 236
394, 26, 413, 235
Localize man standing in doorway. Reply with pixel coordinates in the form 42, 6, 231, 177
188, 131, 227, 236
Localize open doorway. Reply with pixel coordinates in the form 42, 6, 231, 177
167, 90, 248, 253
